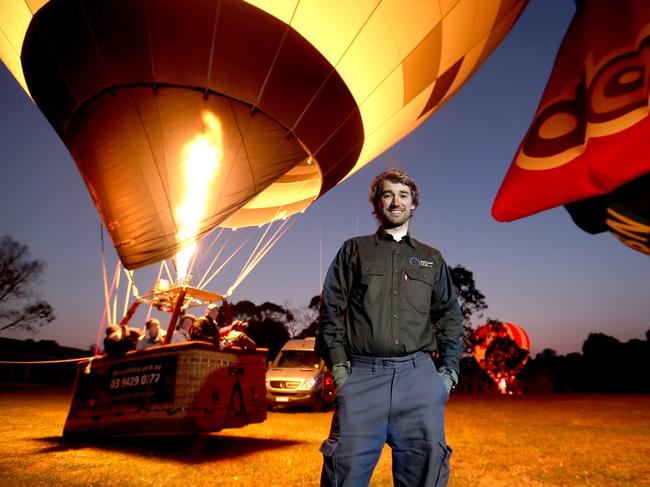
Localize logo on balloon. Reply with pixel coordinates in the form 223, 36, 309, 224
516, 34, 650, 171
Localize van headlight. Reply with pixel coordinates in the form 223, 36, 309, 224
298, 378, 317, 390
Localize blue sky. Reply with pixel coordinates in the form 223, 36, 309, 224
1, 0, 648, 354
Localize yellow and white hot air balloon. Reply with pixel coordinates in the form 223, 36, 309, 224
1, 0, 528, 270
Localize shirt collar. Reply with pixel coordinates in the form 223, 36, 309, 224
374, 227, 416, 248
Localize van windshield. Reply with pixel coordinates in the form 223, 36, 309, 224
275, 350, 321, 369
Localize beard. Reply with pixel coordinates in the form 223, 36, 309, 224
380, 205, 411, 228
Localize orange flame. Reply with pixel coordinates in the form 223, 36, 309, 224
175, 111, 223, 284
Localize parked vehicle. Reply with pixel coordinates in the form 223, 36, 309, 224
266, 337, 334, 411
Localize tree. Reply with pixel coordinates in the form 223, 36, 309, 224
289, 294, 321, 338
0, 236, 55, 333
582, 332, 623, 392
258, 301, 292, 323
247, 317, 291, 361
449, 265, 487, 350
229, 300, 257, 322
229, 299, 292, 360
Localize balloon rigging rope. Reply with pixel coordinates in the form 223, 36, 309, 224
319, 209, 323, 291
226, 217, 294, 297
94, 227, 121, 354
197, 227, 225, 269
0, 357, 98, 365
146, 262, 165, 321
196, 230, 233, 289
100, 226, 111, 328
122, 268, 134, 321
187, 236, 202, 283
199, 234, 252, 290
112, 262, 122, 325
239, 220, 276, 278
94, 261, 120, 355
161, 260, 174, 283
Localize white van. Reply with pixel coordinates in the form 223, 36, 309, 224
265, 337, 335, 411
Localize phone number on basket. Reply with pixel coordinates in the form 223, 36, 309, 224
109, 373, 161, 389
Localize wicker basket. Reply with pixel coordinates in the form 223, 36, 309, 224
63, 342, 267, 437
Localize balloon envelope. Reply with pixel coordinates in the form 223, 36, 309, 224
472, 322, 530, 381
1, 0, 528, 269
492, 0, 650, 255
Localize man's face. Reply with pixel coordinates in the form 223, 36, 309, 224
181, 317, 193, 330
377, 180, 415, 228
207, 308, 219, 320
149, 322, 160, 338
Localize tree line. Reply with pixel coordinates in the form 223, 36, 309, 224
517, 331, 649, 393
2, 235, 647, 394
457, 330, 650, 394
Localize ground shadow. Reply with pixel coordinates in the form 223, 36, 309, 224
36, 434, 302, 464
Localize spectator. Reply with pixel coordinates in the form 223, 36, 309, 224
103, 323, 140, 357
171, 313, 196, 344
190, 303, 221, 345
221, 320, 256, 350
136, 318, 165, 350
218, 318, 244, 338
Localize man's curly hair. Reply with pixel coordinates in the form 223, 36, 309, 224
369, 168, 419, 219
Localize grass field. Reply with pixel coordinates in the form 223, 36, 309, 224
0, 387, 648, 486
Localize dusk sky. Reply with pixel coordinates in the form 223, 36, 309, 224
1, 0, 648, 355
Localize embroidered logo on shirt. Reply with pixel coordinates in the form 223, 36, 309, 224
409, 257, 433, 268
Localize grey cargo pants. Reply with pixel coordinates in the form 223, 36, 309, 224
320, 351, 452, 486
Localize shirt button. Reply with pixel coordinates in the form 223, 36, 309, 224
394, 269, 399, 273
394, 339, 400, 345
393, 314, 398, 319
393, 291, 397, 295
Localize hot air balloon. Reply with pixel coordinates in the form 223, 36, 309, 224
492, 0, 650, 255
1, 0, 528, 273
472, 321, 530, 394
0, 0, 529, 436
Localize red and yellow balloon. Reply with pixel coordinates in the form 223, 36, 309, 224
472, 321, 530, 394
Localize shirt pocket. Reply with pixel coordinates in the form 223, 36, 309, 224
405, 268, 433, 314
356, 262, 386, 306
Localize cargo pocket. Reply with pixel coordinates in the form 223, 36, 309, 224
320, 437, 340, 486
434, 441, 453, 486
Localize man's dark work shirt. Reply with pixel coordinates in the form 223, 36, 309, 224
317, 229, 464, 379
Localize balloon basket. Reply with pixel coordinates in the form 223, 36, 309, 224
62, 342, 267, 438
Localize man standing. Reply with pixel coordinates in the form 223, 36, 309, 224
190, 304, 221, 345
316, 168, 463, 486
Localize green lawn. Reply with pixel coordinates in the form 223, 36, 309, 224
0, 387, 648, 486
